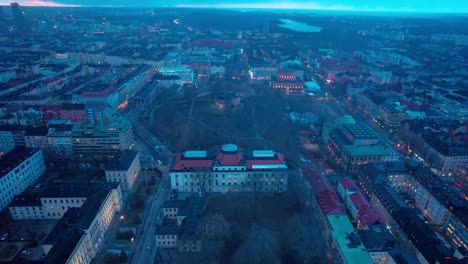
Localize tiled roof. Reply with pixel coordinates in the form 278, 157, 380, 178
171, 153, 213, 171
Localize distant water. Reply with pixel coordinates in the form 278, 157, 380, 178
278, 19, 322, 32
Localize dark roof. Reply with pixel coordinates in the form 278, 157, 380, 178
163, 199, 186, 209
414, 167, 468, 226
372, 184, 407, 214
48, 124, 73, 132
25, 127, 48, 137
61, 103, 85, 111
42, 183, 119, 264
0, 147, 41, 179
9, 195, 42, 207
33, 182, 117, 198
156, 223, 182, 235
0, 124, 27, 132
358, 224, 396, 252
104, 151, 138, 171
392, 208, 453, 264
158, 195, 205, 240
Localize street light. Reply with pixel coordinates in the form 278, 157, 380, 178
120, 215, 125, 220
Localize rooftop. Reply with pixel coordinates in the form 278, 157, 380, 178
327, 214, 374, 264
0, 147, 41, 179
42, 183, 119, 264
413, 167, 468, 226
104, 151, 138, 171
29, 182, 118, 199
171, 144, 287, 172
61, 103, 85, 111
392, 208, 454, 264
358, 224, 396, 252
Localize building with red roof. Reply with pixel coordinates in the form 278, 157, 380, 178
302, 165, 346, 216
338, 179, 382, 229
170, 144, 289, 193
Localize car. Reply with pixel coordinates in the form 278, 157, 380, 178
21, 250, 31, 256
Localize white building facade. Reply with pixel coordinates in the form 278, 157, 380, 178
0, 148, 45, 210
170, 144, 289, 193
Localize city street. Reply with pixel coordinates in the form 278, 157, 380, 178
127, 108, 174, 264
130, 175, 170, 264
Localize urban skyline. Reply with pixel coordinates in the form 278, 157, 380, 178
0, 0, 468, 13
0, 3, 466, 264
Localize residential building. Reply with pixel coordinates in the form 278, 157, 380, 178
400, 120, 468, 176
169, 144, 289, 193
104, 151, 140, 190
24, 127, 49, 149
0, 130, 15, 154
47, 124, 73, 157
79, 66, 154, 109
337, 179, 382, 229
391, 208, 456, 264
358, 224, 399, 264
422, 135, 468, 177
443, 210, 468, 254
357, 162, 413, 198
0, 124, 27, 147
159, 67, 194, 84
303, 166, 345, 215
42, 183, 122, 264
370, 184, 408, 226
0, 70, 17, 83
248, 66, 277, 82
412, 168, 467, 226
455, 165, 468, 197
0, 148, 45, 210
156, 196, 205, 252
72, 109, 134, 159
8, 183, 117, 221
60, 103, 87, 124
210, 65, 225, 76
326, 214, 374, 264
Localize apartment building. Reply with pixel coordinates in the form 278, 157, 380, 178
104, 150, 140, 190
0, 148, 45, 210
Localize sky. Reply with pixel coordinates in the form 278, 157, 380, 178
0, 0, 467, 13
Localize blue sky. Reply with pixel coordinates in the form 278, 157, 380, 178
1, 0, 467, 13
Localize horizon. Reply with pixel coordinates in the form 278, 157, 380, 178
0, 1, 467, 14
1, 5, 468, 15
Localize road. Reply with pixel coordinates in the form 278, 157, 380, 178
127, 109, 174, 264
131, 174, 170, 264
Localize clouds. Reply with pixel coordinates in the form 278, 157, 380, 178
0, 0, 467, 12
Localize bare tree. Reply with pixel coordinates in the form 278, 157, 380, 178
200, 213, 232, 240
231, 225, 281, 264
286, 214, 323, 262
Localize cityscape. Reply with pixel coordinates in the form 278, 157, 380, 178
0, 2, 467, 264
